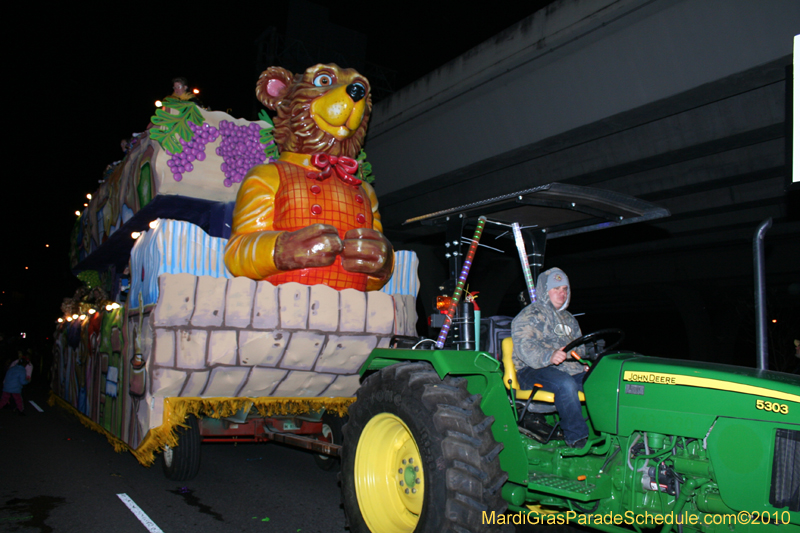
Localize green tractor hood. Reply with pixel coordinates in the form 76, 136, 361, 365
586, 354, 800, 516
586, 354, 800, 438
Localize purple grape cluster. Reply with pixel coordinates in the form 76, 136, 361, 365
166, 122, 219, 182
216, 121, 267, 187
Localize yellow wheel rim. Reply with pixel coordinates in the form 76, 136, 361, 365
355, 413, 425, 533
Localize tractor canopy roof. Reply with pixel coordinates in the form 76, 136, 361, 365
402, 182, 670, 240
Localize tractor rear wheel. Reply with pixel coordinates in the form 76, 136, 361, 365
341, 362, 508, 533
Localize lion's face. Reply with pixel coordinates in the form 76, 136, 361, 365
256, 64, 372, 158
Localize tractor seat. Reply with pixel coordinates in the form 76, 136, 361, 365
501, 337, 586, 403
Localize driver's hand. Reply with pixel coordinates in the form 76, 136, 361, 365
550, 349, 568, 365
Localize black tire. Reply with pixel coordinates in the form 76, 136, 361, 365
314, 413, 344, 471
162, 415, 201, 481
341, 361, 508, 533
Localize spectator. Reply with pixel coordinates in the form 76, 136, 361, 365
1, 354, 31, 415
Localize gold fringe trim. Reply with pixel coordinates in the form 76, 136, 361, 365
49, 393, 356, 467
48, 392, 133, 455
132, 396, 356, 467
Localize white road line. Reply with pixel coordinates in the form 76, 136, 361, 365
29, 401, 44, 412
117, 493, 165, 533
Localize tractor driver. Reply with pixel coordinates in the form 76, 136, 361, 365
511, 267, 588, 449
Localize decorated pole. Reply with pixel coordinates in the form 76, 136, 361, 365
512, 222, 537, 304
435, 217, 487, 349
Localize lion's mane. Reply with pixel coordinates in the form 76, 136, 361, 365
262, 70, 371, 158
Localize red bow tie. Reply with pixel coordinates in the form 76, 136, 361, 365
306, 154, 361, 186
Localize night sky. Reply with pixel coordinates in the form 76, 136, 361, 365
3, 1, 556, 346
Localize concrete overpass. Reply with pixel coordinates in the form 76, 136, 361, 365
364, 0, 800, 367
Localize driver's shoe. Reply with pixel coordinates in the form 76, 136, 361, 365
519, 414, 559, 443
567, 437, 588, 449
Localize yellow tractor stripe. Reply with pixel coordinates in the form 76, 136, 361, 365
622, 371, 800, 403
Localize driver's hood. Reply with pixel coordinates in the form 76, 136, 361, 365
535, 268, 570, 311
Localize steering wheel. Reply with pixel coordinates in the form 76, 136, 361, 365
562, 329, 625, 362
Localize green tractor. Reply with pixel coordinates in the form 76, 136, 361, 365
339, 184, 800, 533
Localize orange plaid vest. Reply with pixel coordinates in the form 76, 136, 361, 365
266, 160, 374, 290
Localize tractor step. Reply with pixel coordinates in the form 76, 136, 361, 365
527, 473, 610, 502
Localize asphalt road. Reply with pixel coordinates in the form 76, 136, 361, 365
0, 387, 584, 533
0, 387, 344, 533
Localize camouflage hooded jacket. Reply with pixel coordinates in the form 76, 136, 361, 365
511, 268, 585, 376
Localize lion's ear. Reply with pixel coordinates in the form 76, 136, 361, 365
256, 67, 294, 110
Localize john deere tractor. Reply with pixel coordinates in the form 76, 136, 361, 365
339, 184, 800, 533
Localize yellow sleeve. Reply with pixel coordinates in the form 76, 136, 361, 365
223, 164, 284, 280
363, 182, 395, 292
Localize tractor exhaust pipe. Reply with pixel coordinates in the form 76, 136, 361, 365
754, 218, 772, 371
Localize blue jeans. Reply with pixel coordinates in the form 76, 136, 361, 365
517, 366, 588, 445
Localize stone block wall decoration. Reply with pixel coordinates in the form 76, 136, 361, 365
153, 274, 197, 327
181, 371, 210, 397
225, 277, 256, 328
208, 330, 237, 366
253, 283, 279, 330
339, 290, 366, 332
239, 330, 287, 367
143, 274, 418, 429
238, 368, 287, 397
315, 335, 379, 374
279, 283, 310, 330
281, 331, 326, 370
203, 367, 251, 397
366, 291, 395, 334
176, 330, 208, 370
153, 329, 175, 367
191, 276, 228, 328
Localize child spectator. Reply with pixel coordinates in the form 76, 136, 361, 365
1, 355, 31, 415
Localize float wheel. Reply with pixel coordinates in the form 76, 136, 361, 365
162, 415, 201, 481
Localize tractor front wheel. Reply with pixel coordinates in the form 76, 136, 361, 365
341, 362, 508, 533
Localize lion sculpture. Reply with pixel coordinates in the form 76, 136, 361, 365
224, 64, 393, 291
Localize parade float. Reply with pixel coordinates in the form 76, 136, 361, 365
52, 65, 418, 476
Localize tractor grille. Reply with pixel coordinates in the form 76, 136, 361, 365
770, 428, 800, 512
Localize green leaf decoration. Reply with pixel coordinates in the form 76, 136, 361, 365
263, 141, 280, 160
150, 100, 203, 154
78, 270, 101, 289
258, 111, 280, 160
138, 161, 153, 208
258, 109, 275, 130
357, 150, 375, 183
